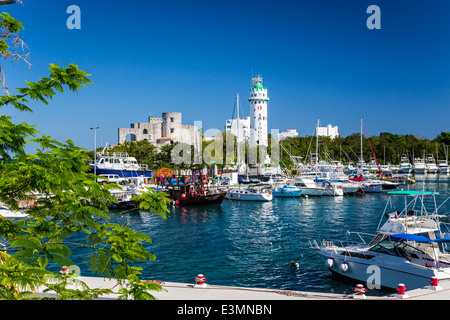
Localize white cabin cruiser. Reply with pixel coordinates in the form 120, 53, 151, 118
414, 158, 426, 174
311, 190, 450, 290
293, 177, 343, 196
438, 160, 449, 174
226, 186, 273, 202
426, 155, 438, 174
399, 155, 412, 174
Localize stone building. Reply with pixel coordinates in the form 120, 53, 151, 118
118, 112, 199, 149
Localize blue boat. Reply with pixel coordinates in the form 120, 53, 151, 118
272, 184, 303, 198
88, 152, 152, 178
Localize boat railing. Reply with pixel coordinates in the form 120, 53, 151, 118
310, 231, 377, 250
96, 151, 130, 158
309, 239, 343, 250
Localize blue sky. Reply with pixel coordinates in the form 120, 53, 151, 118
4, 0, 449, 150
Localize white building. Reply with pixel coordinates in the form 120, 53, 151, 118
316, 124, 339, 139
248, 75, 269, 147
279, 129, 299, 140
225, 116, 250, 143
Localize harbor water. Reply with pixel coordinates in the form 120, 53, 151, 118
73, 175, 450, 295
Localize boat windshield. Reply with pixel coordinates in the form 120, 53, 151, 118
369, 239, 426, 259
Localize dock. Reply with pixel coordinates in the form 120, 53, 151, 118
36, 275, 450, 300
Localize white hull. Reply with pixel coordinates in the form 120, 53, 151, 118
427, 166, 439, 173
226, 188, 272, 201
341, 185, 361, 195
439, 166, 449, 174
294, 177, 343, 196
297, 187, 343, 197
399, 166, 412, 174
318, 249, 444, 290
361, 183, 383, 193
414, 166, 427, 174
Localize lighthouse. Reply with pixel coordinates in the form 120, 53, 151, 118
248, 75, 269, 147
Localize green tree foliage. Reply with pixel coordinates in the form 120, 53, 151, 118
0, 12, 170, 300
279, 132, 449, 169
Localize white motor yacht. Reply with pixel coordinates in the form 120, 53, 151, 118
413, 158, 426, 174
329, 179, 361, 195
294, 177, 343, 196
226, 186, 273, 201
438, 160, 449, 174
426, 155, 438, 174
311, 190, 450, 290
399, 155, 412, 174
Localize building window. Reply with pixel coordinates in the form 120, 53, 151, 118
143, 129, 148, 134
170, 117, 174, 122
170, 128, 174, 133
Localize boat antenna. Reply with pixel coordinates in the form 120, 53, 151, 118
361, 118, 383, 177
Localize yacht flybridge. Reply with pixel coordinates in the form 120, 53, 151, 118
311, 190, 450, 290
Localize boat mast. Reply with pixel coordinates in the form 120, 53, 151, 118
316, 118, 319, 175
360, 117, 363, 175
236, 93, 240, 187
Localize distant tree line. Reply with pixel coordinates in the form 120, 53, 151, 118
279, 131, 450, 169
96, 131, 450, 172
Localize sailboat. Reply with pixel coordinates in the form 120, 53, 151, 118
225, 93, 272, 202
293, 119, 343, 196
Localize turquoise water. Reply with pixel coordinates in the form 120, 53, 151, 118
75, 175, 450, 295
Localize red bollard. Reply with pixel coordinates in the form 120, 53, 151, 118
427, 276, 442, 291
430, 277, 439, 287
352, 284, 367, 299
194, 274, 208, 288
397, 283, 406, 295
393, 283, 409, 298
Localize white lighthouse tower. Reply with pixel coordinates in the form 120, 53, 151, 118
248, 75, 269, 147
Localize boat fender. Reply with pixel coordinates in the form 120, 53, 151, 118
339, 262, 349, 272
181, 193, 186, 198
325, 259, 334, 268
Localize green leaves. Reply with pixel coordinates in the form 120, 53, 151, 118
0, 12, 24, 34
0, 12, 169, 301
0, 63, 93, 111
135, 188, 171, 219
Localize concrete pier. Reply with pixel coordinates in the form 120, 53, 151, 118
36, 276, 450, 300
